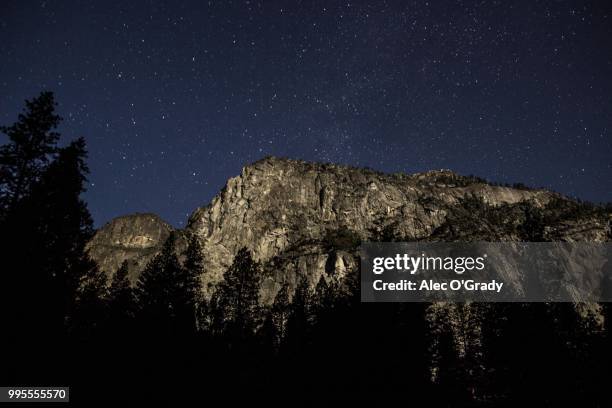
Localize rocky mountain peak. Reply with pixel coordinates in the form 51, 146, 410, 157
87, 158, 610, 299
86, 212, 173, 283
94, 213, 172, 247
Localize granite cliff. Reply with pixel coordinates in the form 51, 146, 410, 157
86, 213, 173, 284
86, 157, 611, 302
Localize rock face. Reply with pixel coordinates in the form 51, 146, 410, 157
86, 213, 173, 284
88, 157, 611, 300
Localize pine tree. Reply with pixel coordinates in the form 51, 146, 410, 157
183, 235, 205, 329
311, 274, 337, 345
184, 235, 204, 276
1, 135, 96, 383
107, 261, 137, 330
136, 234, 199, 334
313, 275, 333, 312
0, 91, 60, 214
395, 303, 431, 397
5, 138, 95, 325
520, 206, 545, 241
434, 322, 472, 405
209, 247, 261, 343
285, 274, 312, 355
269, 282, 290, 348
71, 266, 108, 339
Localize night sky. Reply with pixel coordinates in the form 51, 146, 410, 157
1, 1, 611, 227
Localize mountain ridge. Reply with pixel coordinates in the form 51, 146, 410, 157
86, 156, 611, 300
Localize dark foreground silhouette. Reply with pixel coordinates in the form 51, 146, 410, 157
1, 93, 610, 406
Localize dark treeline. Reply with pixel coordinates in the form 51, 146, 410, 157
1, 93, 611, 406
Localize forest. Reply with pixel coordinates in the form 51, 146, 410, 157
1, 92, 611, 406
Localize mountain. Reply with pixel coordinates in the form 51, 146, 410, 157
86, 213, 173, 284
87, 156, 611, 301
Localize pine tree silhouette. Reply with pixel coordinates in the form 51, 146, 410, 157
183, 234, 205, 329
285, 274, 313, 356
0, 91, 61, 215
107, 261, 137, 331
136, 234, 199, 334
71, 265, 108, 340
311, 274, 336, 347
313, 274, 333, 312
210, 247, 261, 345
1, 133, 96, 385
269, 281, 290, 349
433, 316, 473, 406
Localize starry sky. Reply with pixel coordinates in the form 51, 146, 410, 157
1, 1, 611, 227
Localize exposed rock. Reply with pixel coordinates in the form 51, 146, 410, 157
86, 213, 173, 284
87, 157, 611, 300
